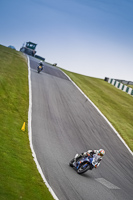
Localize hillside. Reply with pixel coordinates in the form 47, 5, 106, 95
0, 45, 54, 200
60, 68, 133, 152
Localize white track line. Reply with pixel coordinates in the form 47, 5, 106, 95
95, 178, 120, 189
61, 70, 133, 156
27, 56, 59, 200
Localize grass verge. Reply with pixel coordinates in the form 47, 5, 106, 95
0, 45, 54, 200
60, 68, 133, 152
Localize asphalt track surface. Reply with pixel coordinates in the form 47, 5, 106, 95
29, 56, 133, 200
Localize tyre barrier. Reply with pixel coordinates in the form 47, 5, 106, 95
104, 77, 133, 96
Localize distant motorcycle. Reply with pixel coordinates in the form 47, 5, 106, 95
69, 154, 99, 174
37, 65, 43, 73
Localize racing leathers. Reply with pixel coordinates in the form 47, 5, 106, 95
74, 150, 103, 168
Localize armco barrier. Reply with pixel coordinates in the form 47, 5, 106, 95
106, 78, 133, 96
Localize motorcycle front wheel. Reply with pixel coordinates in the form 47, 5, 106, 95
37, 69, 40, 73
77, 163, 91, 174
69, 158, 74, 167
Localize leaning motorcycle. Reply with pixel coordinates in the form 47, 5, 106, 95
69, 154, 99, 174
37, 65, 43, 73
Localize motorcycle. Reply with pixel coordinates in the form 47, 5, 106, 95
37, 65, 43, 73
69, 154, 99, 174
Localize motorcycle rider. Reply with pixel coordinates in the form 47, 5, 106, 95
72, 149, 105, 168
38, 61, 44, 71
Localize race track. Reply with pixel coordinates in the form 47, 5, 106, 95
29, 56, 133, 200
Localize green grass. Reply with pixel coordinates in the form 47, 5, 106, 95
60, 68, 133, 152
0, 45, 54, 200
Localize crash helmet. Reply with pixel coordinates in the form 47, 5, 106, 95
98, 149, 105, 156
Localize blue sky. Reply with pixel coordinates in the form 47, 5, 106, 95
1, 0, 133, 81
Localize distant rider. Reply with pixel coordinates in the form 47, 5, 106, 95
38, 61, 44, 71
73, 149, 105, 168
